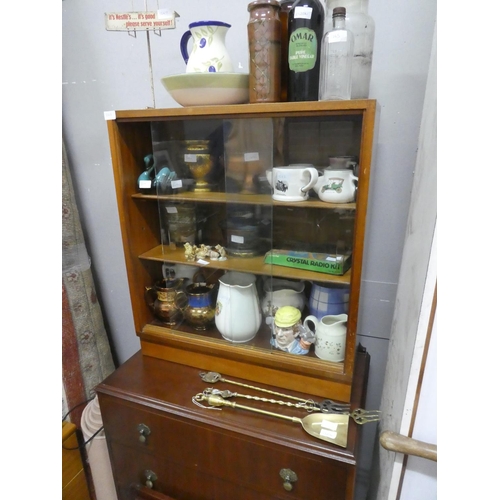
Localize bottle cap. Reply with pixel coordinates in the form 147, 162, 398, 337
332, 7, 346, 17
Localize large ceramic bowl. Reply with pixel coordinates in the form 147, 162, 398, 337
161, 73, 249, 107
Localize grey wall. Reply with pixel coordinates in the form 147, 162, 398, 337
62, 0, 436, 497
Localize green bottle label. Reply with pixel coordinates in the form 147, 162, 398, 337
288, 27, 318, 72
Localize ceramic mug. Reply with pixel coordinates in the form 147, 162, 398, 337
266, 165, 319, 202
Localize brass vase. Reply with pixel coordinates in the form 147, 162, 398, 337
181, 140, 213, 192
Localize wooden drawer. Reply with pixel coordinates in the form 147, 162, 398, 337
99, 396, 212, 471
107, 439, 349, 500
101, 396, 352, 500
107, 441, 215, 500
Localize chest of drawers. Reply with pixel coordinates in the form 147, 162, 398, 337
96, 348, 369, 499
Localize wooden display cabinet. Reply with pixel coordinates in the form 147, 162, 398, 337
107, 100, 376, 403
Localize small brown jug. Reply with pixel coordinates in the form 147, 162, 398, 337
145, 278, 188, 326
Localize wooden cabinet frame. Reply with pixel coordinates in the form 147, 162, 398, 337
107, 100, 376, 402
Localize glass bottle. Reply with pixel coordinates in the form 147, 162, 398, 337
287, 0, 325, 101
326, 0, 375, 98
279, 1, 294, 101
248, 0, 282, 103
319, 7, 354, 101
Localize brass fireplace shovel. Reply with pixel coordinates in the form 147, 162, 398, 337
195, 393, 349, 448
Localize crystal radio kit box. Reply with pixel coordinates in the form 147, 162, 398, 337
264, 249, 352, 276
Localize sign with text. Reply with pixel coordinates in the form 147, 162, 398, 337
105, 10, 179, 31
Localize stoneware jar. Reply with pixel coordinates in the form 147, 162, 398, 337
247, 0, 282, 102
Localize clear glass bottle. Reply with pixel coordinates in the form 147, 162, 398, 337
287, 0, 325, 101
319, 7, 354, 101
326, 0, 375, 98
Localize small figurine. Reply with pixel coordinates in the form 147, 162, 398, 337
137, 154, 156, 192
195, 244, 211, 260
184, 242, 196, 261
215, 244, 227, 261
183, 242, 228, 262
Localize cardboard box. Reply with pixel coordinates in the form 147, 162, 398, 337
264, 249, 351, 276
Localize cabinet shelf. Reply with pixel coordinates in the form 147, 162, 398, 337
139, 245, 351, 285
132, 192, 356, 210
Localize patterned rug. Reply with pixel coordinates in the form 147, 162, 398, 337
62, 140, 115, 426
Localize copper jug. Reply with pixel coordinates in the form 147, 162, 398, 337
145, 278, 188, 326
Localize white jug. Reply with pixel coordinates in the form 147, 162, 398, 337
313, 168, 358, 203
215, 272, 261, 342
261, 278, 306, 320
180, 21, 234, 73
304, 313, 348, 362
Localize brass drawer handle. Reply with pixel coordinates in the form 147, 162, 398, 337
137, 423, 151, 443
280, 468, 297, 491
143, 470, 157, 489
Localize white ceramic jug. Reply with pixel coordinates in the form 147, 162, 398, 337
215, 271, 261, 342
261, 278, 306, 320
180, 21, 234, 73
313, 168, 358, 203
303, 313, 348, 362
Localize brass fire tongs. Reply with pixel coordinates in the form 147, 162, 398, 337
193, 391, 351, 447
198, 371, 380, 424
200, 387, 380, 425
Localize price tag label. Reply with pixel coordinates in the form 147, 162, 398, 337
139, 180, 152, 188
197, 259, 209, 266
104, 110, 116, 120
184, 154, 197, 163
329, 31, 347, 42
231, 235, 245, 244
171, 180, 183, 189
320, 420, 339, 431
244, 152, 259, 162
319, 428, 338, 440
294, 6, 312, 19
166, 206, 178, 214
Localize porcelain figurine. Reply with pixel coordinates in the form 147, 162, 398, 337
270, 306, 315, 355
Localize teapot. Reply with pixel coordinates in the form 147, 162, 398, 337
313, 168, 358, 204
180, 21, 234, 73
145, 278, 188, 326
